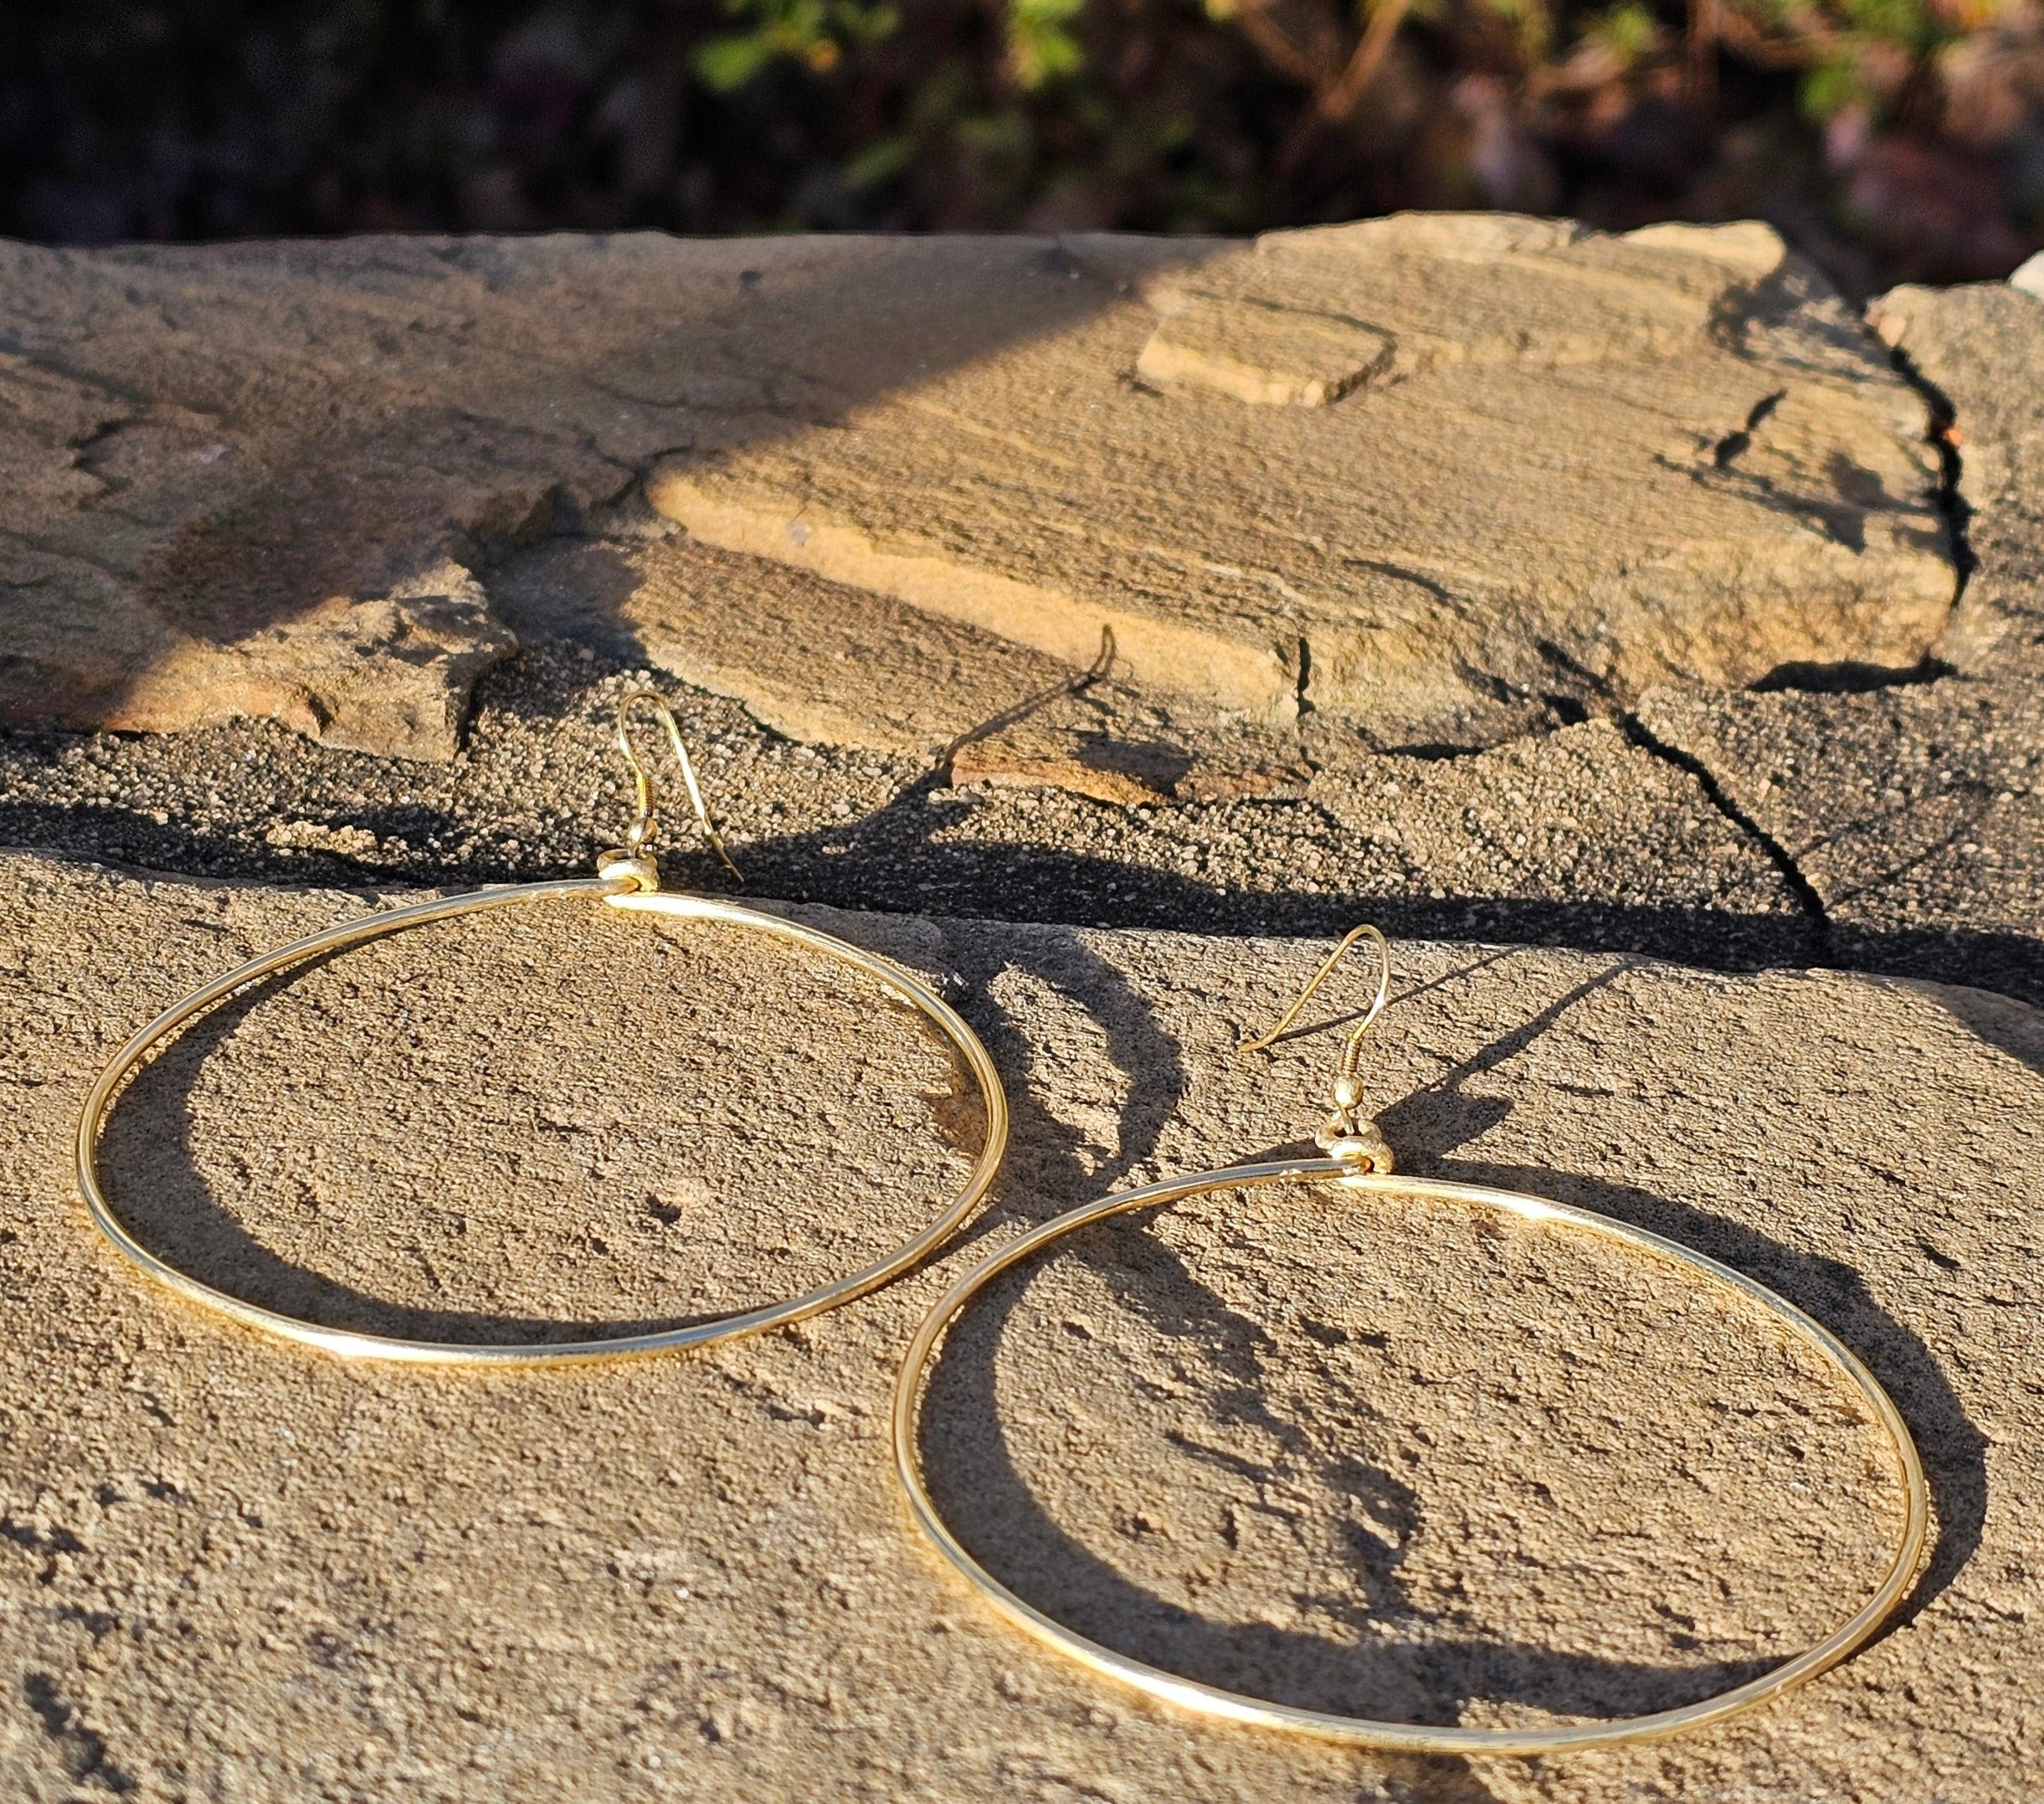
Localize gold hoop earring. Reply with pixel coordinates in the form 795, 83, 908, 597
77, 690, 1009, 1366
891, 926, 1926, 1755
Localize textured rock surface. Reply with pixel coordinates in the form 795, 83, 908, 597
650, 215, 1954, 748
2, 222, 2039, 1804
0, 651, 1816, 982
8, 220, 2035, 1016
0, 234, 1114, 758
0, 222, 1954, 763
2, 851, 2038, 1801
494, 534, 1317, 803
1592, 275, 2044, 1006
1868, 278, 2043, 671
1636, 679, 2044, 1000
493, 534, 1080, 758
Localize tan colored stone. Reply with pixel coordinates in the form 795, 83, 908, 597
2, 224, 1956, 762
2, 851, 2037, 1800
494, 536, 1309, 798
119, 582, 515, 763
1132, 216, 1779, 405
943, 675, 1310, 805
651, 214, 1955, 748
949, 730, 1183, 804
0, 234, 1130, 758
947, 729, 1305, 804
493, 533, 1082, 757
1867, 278, 2044, 671
1135, 290, 1395, 406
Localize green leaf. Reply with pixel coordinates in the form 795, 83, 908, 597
1586, 1, 1660, 63
694, 31, 778, 91
843, 134, 915, 188
1800, 55, 1862, 119
1008, 0, 1087, 88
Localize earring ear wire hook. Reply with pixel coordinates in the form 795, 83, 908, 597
1240, 923, 1394, 1173
611, 688, 742, 884
1239, 923, 1389, 1061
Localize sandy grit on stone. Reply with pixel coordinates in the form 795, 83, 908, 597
0, 852, 2036, 1801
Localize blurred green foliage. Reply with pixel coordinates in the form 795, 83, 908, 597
0, 0, 2037, 290
695, 0, 898, 91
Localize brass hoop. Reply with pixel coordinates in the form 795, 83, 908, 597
891, 924, 1928, 1756
891, 1159, 1927, 1755
75, 694, 1009, 1365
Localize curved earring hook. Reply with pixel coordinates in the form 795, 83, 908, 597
1239, 923, 1389, 1065
614, 688, 742, 882
1240, 923, 1394, 1169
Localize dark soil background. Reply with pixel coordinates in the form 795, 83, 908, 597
4, 0, 2041, 297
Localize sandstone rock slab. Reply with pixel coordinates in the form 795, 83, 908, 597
490, 532, 1083, 758
2, 852, 2038, 1800
1869, 277, 2044, 671
0, 234, 1126, 758
650, 214, 1955, 750
0, 224, 1955, 765
495, 532, 1317, 799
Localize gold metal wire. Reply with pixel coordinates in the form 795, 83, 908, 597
891, 927, 1928, 1755
75, 692, 1009, 1365
614, 686, 742, 878
1240, 922, 1394, 1164
1238, 921, 1389, 1063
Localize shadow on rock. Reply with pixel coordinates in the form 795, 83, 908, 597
13, 769, 2043, 1006
8, 236, 1218, 747
88, 907, 1189, 1348
1381, 969, 1983, 1632
914, 969, 1982, 1771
